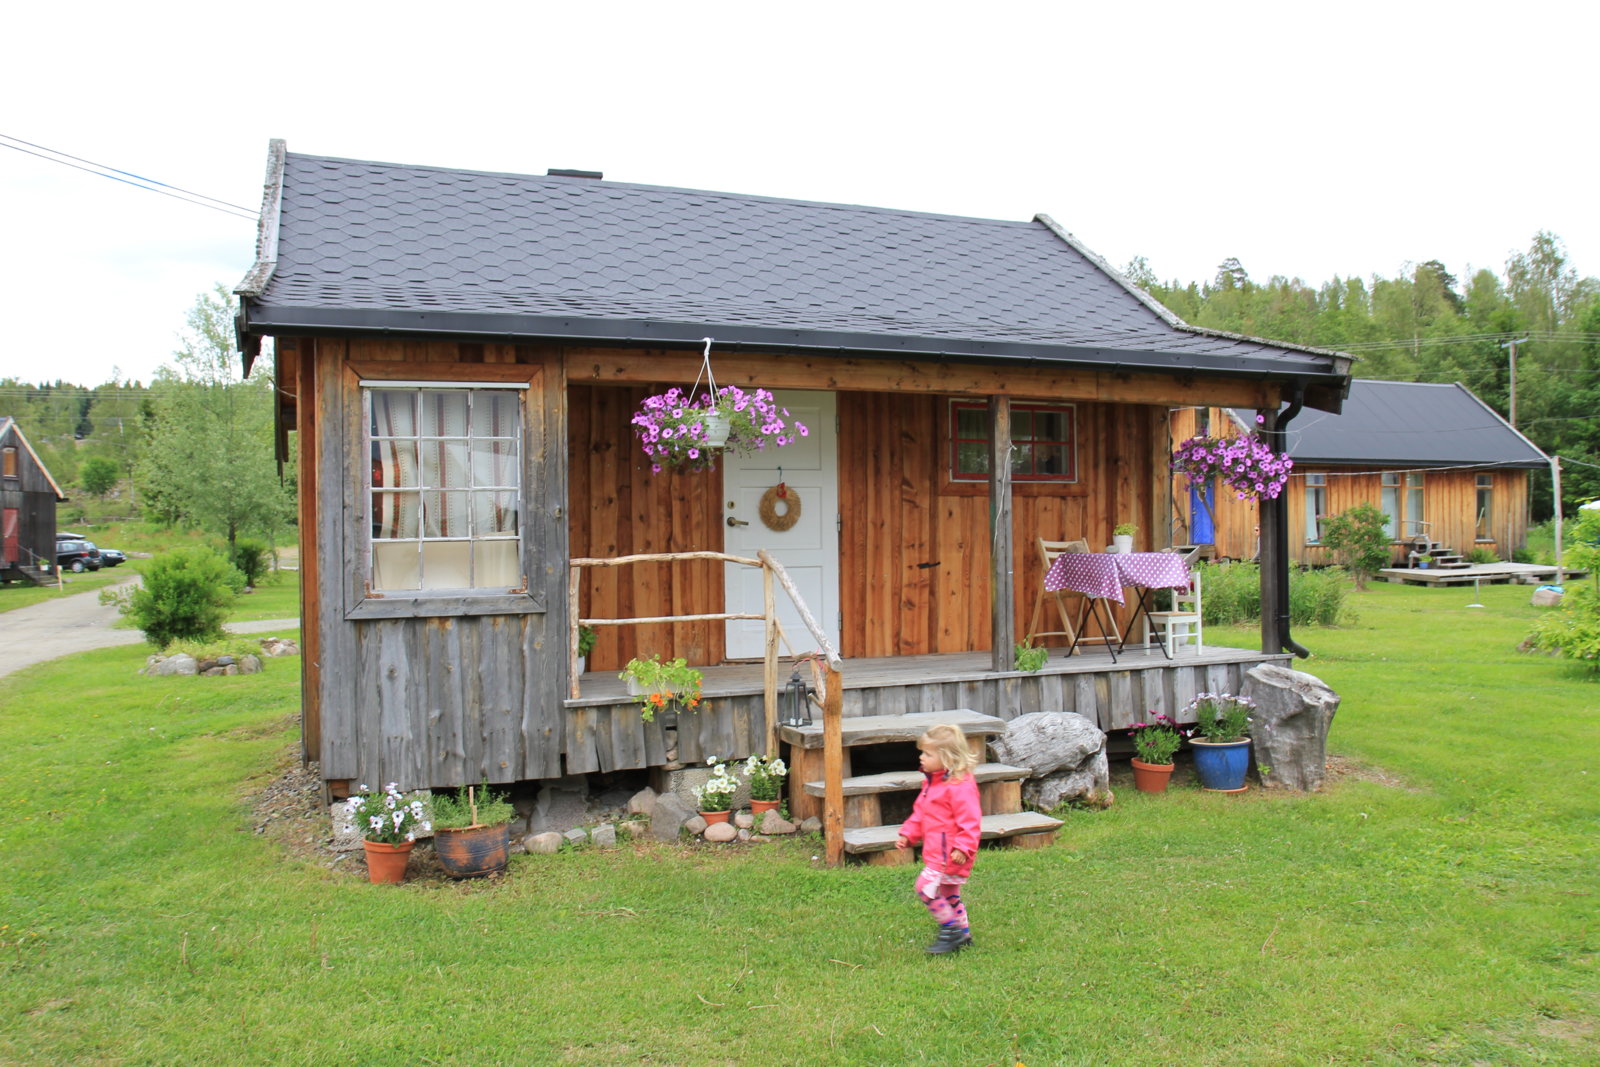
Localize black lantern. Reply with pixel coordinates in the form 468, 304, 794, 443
784, 669, 813, 727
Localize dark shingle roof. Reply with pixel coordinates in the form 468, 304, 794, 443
239, 147, 1350, 401
1235, 380, 1547, 469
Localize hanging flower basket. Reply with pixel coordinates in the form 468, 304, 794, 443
1171, 423, 1293, 530
630, 339, 808, 472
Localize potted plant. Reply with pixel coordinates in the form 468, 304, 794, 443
743, 754, 788, 815
429, 781, 516, 879
1171, 425, 1293, 532
576, 625, 598, 674
1126, 714, 1185, 793
341, 783, 431, 884
1111, 523, 1137, 554
1185, 692, 1256, 792
631, 385, 809, 473
1013, 639, 1049, 672
619, 654, 704, 723
693, 758, 739, 823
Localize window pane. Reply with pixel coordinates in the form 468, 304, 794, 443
1380, 487, 1399, 539
373, 541, 420, 591
373, 440, 419, 490
1305, 490, 1323, 543
472, 392, 518, 438
1381, 472, 1400, 487
955, 407, 987, 439
474, 539, 520, 588
416, 440, 470, 489
1406, 472, 1424, 488
471, 440, 517, 487
370, 390, 415, 437
1035, 443, 1071, 476
421, 541, 472, 589
1012, 410, 1033, 439
473, 491, 519, 536
1010, 442, 1030, 474
422, 491, 470, 538
956, 441, 989, 474
372, 491, 420, 540
420, 391, 469, 436
1031, 410, 1068, 441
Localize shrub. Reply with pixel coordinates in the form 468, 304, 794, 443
1466, 546, 1499, 565
1195, 561, 1351, 627
1512, 547, 1535, 564
228, 537, 272, 588
123, 547, 245, 648
1320, 503, 1391, 589
1530, 581, 1600, 674
1288, 567, 1351, 626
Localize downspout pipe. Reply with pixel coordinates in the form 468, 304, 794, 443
1271, 385, 1311, 658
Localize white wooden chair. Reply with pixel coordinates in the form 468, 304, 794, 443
1143, 567, 1202, 657
1027, 537, 1092, 652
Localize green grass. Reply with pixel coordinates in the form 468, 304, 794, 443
0, 568, 130, 613
225, 570, 301, 622
1, 583, 1596, 1065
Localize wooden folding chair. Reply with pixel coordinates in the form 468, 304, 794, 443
1027, 538, 1091, 652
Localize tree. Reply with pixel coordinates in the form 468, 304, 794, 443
1320, 503, 1391, 590
135, 286, 293, 546
79, 456, 119, 497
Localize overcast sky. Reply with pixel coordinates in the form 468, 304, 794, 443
2, 0, 1594, 387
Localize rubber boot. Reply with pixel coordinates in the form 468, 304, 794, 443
925, 924, 971, 955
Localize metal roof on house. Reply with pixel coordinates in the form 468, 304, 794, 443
1233, 380, 1548, 469
237, 142, 1350, 407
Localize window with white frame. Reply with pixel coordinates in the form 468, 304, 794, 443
1304, 473, 1327, 544
366, 385, 522, 592
1380, 471, 1427, 540
1405, 473, 1425, 538
1475, 474, 1493, 541
949, 401, 1077, 482
1380, 472, 1401, 540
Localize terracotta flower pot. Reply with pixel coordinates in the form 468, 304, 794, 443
1130, 758, 1175, 794
700, 809, 732, 825
363, 839, 415, 884
434, 823, 511, 879
751, 799, 781, 815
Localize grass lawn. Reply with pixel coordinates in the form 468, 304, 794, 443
1, 582, 1595, 1065
0, 569, 130, 613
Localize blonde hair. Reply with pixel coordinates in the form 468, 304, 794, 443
919, 723, 977, 781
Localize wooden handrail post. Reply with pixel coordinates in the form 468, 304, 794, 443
568, 564, 583, 699
822, 663, 845, 867
762, 564, 778, 755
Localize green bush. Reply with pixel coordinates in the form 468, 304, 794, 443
123, 547, 245, 648
1196, 561, 1351, 627
228, 537, 272, 587
1288, 566, 1352, 626
1530, 510, 1600, 673
1512, 547, 1535, 564
1320, 503, 1391, 589
1465, 546, 1499, 564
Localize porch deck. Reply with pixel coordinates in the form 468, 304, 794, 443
1377, 562, 1582, 586
562, 642, 1292, 775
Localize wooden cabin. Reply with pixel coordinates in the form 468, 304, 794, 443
1171, 380, 1547, 566
234, 142, 1352, 794
0, 417, 67, 584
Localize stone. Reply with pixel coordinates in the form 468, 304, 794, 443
529, 775, 590, 834
328, 804, 366, 853
562, 827, 589, 846
197, 658, 219, 673
590, 822, 617, 848
800, 816, 822, 834
990, 712, 1106, 777
1242, 664, 1341, 792
656, 763, 751, 813
757, 811, 797, 835
1023, 749, 1113, 810
217, 655, 235, 666
1531, 587, 1564, 607
737, 828, 752, 842
144, 653, 198, 677
648, 791, 695, 842
703, 821, 738, 843
258, 637, 300, 657
684, 815, 708, 835
734, 812, 755, 830
524, 831, 563, 854
626, 787, 658, 815
238, 655, 263, 675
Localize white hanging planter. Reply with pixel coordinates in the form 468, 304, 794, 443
700, 411, 731, 449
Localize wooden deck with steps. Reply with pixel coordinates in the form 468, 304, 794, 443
779, 710, 1062, 863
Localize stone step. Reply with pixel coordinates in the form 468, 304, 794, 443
802, 762, 1028, 798
842, 811, 1064, 854
779, 709, 1006, 750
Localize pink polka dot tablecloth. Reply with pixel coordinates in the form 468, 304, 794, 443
1044, 552, 1192, 604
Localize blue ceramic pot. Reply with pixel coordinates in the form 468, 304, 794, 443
1190, 738, 1251, 791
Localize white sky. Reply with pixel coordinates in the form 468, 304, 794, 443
2, 0, 1595, 386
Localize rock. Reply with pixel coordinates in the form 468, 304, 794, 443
648, 792, 695, 842
800, 816, 822, 834
238, 655, 263, 675
703, 822, 738, 843
990, 712, 1106, 777
734, 812, 755, 830
757, 811, 797, 835
1023, 749, 1113, 810
590, 822, 617, 848
737, 828, 752, 842
1242, 664, 1340, 792
684, 815, 708, 835
656, 765, 751, 813
222, 665, 239, 676
328, 803, 366, 852
197, 658, 219, 673
259, 637, 300, 657
524, 831, 563, 854
144, 653, 198, 677
627, 787, 658, 815
590, 786, 635, 815
217, 655, 235, 666
562, 827, 589, 846
530, 775, 590, 834
1531, 587, 1564, 607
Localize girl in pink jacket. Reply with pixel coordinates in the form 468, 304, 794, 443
895, 723, 982, 954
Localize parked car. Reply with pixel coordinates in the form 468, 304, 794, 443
56, 531, 88, 541
56, 539, 102, 572
98, 548, 127, 567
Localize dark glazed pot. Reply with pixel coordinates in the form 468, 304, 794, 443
434, 823, 511, 879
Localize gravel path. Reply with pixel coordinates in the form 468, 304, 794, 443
0, 577, 299, 680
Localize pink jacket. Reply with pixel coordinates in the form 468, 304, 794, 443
899, 769, 982, 879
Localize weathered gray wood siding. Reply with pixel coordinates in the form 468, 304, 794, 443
311, 341, 568, 789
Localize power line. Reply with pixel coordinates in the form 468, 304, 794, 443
0, 133, 257, 221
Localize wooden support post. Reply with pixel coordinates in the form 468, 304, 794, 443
763, 564, 778, 755
568, 564, 583, 699
989, 396, 1014, 671
823, 664, 845, 867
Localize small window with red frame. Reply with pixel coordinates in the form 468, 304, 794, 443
949, 401, 1076, 482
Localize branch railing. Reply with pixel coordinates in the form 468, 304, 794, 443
568, 549, 848, 864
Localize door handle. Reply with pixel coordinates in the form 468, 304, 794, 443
727, 517, 750, 527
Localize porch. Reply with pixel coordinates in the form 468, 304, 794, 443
562, 642, 1293, 775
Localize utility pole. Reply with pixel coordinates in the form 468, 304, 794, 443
1500, 336, 1529, 428
1552, 456, 1564, 587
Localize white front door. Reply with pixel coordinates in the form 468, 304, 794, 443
722, 391, 839, 660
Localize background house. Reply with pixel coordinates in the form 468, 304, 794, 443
1171, 379, 1548, 565
0, 417, 67, 584
235, 142, 1351, 793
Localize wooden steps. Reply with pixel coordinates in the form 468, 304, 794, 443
843, 812, 1064, 854
783, 709, 1060, 863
